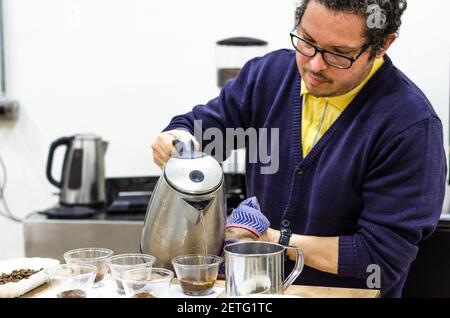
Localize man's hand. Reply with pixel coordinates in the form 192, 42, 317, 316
151, 129, 200, 169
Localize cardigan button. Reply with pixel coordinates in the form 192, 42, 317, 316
297, 169, 303, 176
281, 219, 290, 228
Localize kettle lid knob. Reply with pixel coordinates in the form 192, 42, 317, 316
189, 170, 205, 183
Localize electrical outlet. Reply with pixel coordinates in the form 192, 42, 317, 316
0, 99, 20, 121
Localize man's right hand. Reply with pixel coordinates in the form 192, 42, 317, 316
151, 129, 200, 169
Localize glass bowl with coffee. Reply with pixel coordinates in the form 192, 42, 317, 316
63, 247, 113, 288
45, 264, 97, 298
171, 254, 222, 296
121, 267, 174, 298
107, 254, 156, 294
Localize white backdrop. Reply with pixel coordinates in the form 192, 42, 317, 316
0, 0, 449, 260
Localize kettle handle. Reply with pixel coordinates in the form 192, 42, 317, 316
46, 136, 72, 188
283, 246, 305, 290
172, 139, 196, 158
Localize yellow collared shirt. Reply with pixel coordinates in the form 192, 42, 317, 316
301, 57, 384, 158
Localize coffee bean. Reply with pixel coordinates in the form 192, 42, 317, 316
0, 268, 43, 285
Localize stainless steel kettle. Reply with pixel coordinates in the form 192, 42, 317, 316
46, 134, 108, 207
141, 139, 227, 269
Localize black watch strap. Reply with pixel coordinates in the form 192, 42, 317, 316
278, 219, 292, 246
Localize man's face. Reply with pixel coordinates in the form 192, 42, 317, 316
296, 0, 375, 97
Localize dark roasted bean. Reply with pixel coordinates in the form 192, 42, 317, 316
0, 268, 43, 285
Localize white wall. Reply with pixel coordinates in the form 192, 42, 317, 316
389, 0, 450, 157
0, 0, 449, 260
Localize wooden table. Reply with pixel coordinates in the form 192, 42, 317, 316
22, 279, 380, 298
214, 280, 380, 298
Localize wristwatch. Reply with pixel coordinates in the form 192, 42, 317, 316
278, 220, 292, 246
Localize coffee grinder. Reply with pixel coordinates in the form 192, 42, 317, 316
215, 37, 269, 213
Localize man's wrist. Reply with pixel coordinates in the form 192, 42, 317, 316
261, 228, 279, 243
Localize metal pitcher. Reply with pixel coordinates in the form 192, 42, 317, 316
224, 241, 304, 296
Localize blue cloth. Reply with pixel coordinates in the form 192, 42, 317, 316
163, 50, 447, 297
226, 197, 270, 238
220, 197, 270, 275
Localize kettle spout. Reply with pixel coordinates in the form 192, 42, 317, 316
181, 197, 214, 224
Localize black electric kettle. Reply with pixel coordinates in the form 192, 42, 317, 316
46, 134, 108, 207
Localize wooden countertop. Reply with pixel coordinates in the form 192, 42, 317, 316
22, 279, 380, 298
214, 280, 380, 298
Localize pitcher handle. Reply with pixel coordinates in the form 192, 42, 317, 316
283, 246, 304, 290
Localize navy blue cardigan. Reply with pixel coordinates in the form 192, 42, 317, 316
164, 50, 447, 297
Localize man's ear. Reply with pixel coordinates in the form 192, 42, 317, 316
376, 34, 397, 58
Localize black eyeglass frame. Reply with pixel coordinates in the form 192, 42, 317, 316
290, 31, 370, 70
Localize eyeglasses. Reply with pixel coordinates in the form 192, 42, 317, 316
290, 31, 369, 70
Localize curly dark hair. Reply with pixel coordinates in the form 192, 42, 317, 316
295, 0, 407, 58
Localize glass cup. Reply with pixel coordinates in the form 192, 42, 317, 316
107, 254, 156, 294
171, 254, 222, 296
44, 264, 97, 298
63, 247, 113, 287
122, 268, 174, 298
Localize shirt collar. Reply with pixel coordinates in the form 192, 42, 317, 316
301, 57, 384, 112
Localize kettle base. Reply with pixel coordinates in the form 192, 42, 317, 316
40, 206, 97, 219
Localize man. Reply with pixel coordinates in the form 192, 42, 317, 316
151, 0, 447, 297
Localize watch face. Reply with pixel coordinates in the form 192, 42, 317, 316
279, 228, 292, 246
279, 234, 289, 246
